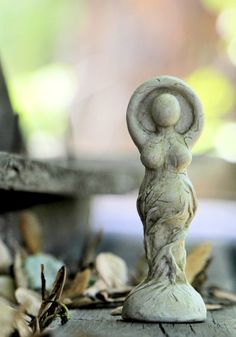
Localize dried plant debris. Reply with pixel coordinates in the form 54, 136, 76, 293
185, 244, 236, 311
0, 218, 64, 335
30, 265, 69, 334
207, 286, 236, 304
15, 288, 41, 317
0, 275, 15, 302
6, 263, 69, 336
205, 303, 223, 311
0, 297, 32, 337
63, 268, 91, 299
96, 252, 128, 288
83, 252, 129, 305
3, 214, 236, 334
186, 243, 212, 284
111, 306, 123, 316
78, 229, 103, 270
14, 249, 29, 289
19, 212, 43, 254
0, 238, 12, 273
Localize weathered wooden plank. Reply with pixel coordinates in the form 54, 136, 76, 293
50, 243, 236, 336
0, 151, 235, 210
1, 151, 236, 198
52, 307, 236, 337
0, 152, 142, 197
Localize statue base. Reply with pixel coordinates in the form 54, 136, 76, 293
122, 280, 207, 322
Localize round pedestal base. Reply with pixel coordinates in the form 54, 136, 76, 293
122, 281, 206, 322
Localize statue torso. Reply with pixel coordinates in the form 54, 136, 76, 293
140, 130, 192, 173
138, 129, 195, 213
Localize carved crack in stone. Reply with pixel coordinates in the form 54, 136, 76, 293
189, 324, 196, 333
159, 323, 170, 337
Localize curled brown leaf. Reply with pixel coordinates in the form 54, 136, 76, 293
19, 212, 43, 254
186, 243, 212, 286
63, 268, 91, 299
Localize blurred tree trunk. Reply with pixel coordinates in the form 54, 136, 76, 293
0, 62, 25, 153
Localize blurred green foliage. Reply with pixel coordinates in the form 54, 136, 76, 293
193, 0, 236, 160
215, 123, 236, 160
187, 68, 236, 155
201, 0, 236, 13
0, 0, 236, 159
217, 7, 236, 66
0, 0, 86, 156
12, 63, 78, 138
0, 0, 69, 74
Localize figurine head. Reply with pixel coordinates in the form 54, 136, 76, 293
151, 93, 181, 127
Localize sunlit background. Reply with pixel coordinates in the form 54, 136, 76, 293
1, 0, 236, 241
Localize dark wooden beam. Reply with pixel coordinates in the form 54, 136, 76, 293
0, 62, 25, 152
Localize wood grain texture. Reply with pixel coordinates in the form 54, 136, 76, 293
50, 245, 236, 336
0, 152, 142, 196
52, 307, 236, 337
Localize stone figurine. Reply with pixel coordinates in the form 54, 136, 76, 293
122, 76, 206, 322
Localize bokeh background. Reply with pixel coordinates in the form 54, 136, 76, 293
1, 0, 236, 242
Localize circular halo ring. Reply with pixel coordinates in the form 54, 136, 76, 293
127, 76, 203, 148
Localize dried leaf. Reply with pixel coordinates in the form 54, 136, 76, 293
111, 306, 123, 316
0, 238, 12, 273
84, 253, 129, 300
14, 313, 32, 337
0, 297, 16, 337
14, 249, 28, 289
84, 279, 107, 298
0, 275, 15, 302
62, 297, 72, 305
19, 212, 43, 254
31, 333, 52, 337
209, 287, 236, 303
78, 230, 103, 269
31, 266, 69, 333
41, 264, 46, 301
93, 289, 128, 303
49, 265, 67, 301
63, 268, 91, 299
96, 290, 111, 302
205, 303, 222, 311
0, 297, 31, 337
95, 252, 128, 288
186, 243, 212, 284
67, 297, 94, 309
15, 288, 41, 316
107, 287, 132, 298
67, 297, 123, 309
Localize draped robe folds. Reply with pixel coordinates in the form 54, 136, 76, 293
137, 130, 196, 284
122, 76, 206, 322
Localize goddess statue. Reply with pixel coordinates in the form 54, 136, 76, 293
122, 76, 206, 322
